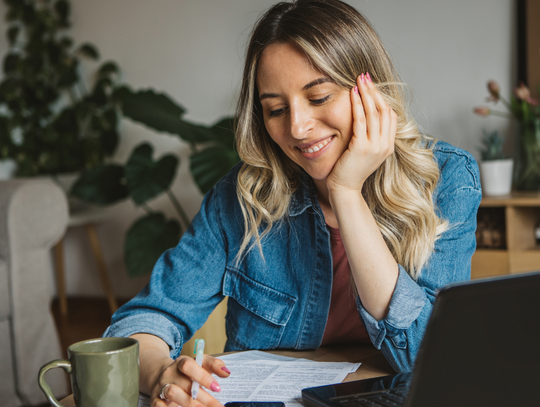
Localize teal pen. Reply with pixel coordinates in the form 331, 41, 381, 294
191, 339, 205, 399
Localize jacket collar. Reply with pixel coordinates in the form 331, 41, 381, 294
288, 172, 319, 217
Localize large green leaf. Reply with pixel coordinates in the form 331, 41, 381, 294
100, 129, 119, 156
71, 164, 129, 204
209, 117, 236, 146
190, 145, 240, 194
125, 143, 179, 205
124, 213, 181, 278
116, 86, 186, 130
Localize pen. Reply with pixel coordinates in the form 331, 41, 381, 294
191, 339, 205, 399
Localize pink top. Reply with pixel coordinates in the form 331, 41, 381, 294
321, 224, 370, 346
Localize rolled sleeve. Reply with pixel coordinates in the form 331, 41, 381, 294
103, 313, 184, 359
358, 264, 427, 349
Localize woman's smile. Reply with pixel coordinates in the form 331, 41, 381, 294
297, 135, 335, 158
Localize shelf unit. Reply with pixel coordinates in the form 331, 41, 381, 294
472, 193, 540, 279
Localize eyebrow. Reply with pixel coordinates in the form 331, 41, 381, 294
259, 77, 333, 101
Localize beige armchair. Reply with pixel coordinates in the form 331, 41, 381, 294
0, 178, 69, 406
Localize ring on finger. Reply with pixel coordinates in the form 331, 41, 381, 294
159, 383, 172, 400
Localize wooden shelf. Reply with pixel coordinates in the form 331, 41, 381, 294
479, 192, 540, 207
472, 193, 540, 279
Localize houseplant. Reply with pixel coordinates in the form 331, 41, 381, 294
71, 86, 240, 277
477, 129, 513, 196
474, 80, 540, 191
0, 0, 121, 179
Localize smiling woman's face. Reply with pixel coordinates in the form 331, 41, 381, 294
257, 42, 353, 182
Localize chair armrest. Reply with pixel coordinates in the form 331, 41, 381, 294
0, 178, 70, 405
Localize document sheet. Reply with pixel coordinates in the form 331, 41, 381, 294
138, 350, 360, 407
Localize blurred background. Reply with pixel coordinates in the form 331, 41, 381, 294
0, 0, 515, 300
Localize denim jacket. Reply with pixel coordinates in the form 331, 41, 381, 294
104, 140, 481, 373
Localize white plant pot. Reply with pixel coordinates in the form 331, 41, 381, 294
480, 159, 514, 196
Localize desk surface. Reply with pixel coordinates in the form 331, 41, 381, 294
58, 344, 393, 406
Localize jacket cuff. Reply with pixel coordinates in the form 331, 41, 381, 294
103, 313, 184, 359
357, 264, 427, 349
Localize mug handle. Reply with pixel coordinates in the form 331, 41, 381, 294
38, 359, 72, 407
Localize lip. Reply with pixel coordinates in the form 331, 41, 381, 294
296, 135, 335, 159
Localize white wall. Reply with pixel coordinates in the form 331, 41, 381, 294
0, 0, 516, 298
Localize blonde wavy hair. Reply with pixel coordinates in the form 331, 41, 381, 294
235, 0, 448, 279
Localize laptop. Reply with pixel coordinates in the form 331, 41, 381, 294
302, 271, 540, 407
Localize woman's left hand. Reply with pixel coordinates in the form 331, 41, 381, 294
326, 73, 397, 193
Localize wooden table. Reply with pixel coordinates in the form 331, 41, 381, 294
58, 343, 393, 406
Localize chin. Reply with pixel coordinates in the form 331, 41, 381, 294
303, 167, 332, 182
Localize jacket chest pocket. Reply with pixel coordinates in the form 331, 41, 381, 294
222, 267, 297, 350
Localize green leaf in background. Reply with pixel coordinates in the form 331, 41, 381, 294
190, 145, 240, 194
173, 119, 217, 144
77, 43, 99, 60
71, 164, 129, 204
116, 86, 186, 131
3, 53, 20, 74
100, 129, 119, 156
54, 0, 70, 23
209, 117, 236, 146
125, 213, 181, 278
125, 143, 179, 205
7, 26, 19, 46
98, 61, 120, 78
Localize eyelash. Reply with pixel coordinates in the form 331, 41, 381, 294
269, 95, 331, 117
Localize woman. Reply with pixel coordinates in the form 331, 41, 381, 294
104, 1, 481, 406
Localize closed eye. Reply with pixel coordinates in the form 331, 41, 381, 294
311, 95, 331, 105
269, 107, 286, 117
268, 95, 331, 117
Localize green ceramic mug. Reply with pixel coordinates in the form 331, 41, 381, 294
38, 337, 139, 407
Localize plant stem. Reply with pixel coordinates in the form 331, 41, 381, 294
167, 190, 190, 230
499, 95, 513, 113
489, 110, 513, 119
141, 203, 153, 215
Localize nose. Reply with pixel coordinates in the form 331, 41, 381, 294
289, 103, 313, 140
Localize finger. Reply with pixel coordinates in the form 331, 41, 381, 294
370, 88, 393, 150
159, 382, 201, 407
366, 75, 397, 156
202, 355, 231, 378
350, 84, 367, 142
177, 357, 221, 393
357, 73, 380, 140
194, 388, 226, 407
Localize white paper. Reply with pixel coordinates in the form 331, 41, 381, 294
138, 351, 360, 407
220, 350, 359, 373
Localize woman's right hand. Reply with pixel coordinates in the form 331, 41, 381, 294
131, 334, 230, 407
152, 354, 230, 407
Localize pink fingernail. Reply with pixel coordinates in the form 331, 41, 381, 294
354, 86, 358, 94
366, 72, 372, 82
221, 367, 231, 374
360, 73, 365, 84
210, 382, 221, 392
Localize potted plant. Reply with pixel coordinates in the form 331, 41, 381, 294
477, 129, 513, 196
474, 80, 540, 191
0, 0, 121, 188
71, 86, 240, 278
